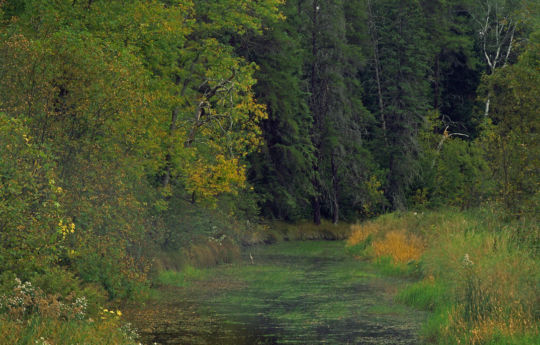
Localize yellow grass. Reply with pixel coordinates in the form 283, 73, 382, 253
444, 302, 536, 345
347, 219, 425, 263
372, 230, 424, 263
187, 238, 241, 268
347, 223, 378, 246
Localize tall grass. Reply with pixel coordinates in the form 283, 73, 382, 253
152, 236, 241, 272
0, 316, 139, 345
347, 208, 539, 344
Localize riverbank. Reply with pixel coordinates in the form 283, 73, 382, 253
346, 208, 539, 345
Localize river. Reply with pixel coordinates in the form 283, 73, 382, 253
127, 241, 427, 345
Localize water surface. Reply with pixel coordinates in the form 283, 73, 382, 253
128, 241, 427, 344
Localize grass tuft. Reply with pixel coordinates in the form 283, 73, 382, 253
156, 265, 205, 288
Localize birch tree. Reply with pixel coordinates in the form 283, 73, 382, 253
468, 0, 521, 117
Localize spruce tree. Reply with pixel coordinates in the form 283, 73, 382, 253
362, 0, 431, 209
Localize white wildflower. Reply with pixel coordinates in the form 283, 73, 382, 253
462, 253, 474, 267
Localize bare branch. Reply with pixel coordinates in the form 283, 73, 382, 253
503, 23, 515, 67
432, 126, 470, 168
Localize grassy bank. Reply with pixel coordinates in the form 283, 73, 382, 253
0, 278, 139, 345
0, 317, 139, 345
346, 208, 539, 345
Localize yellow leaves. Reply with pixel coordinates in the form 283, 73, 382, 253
167, 45, 267, 200
185, 154, 246, 201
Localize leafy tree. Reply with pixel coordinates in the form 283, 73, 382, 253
0, 1, 161, 296
481, 29, 539, 215
415, 112, 491, 209
466, 0, 527, 118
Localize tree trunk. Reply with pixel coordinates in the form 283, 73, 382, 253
331, 154, 339, 224
434, 53, 440, 110
309, 0, 322, 226
312, 196, 321, 225
367, 0, 387, 143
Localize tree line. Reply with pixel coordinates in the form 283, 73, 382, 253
248, 0, 538, 223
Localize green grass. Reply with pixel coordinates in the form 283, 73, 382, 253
397, 279, 448, 312
156, 265, 206, 287
344, 235, 372, 257
373, 256, 421, 277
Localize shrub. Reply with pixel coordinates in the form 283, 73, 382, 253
0, 277, 88, 322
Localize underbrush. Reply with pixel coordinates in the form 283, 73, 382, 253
0, 278, 139, 345
0, 316, 139, 345
242, 220, 352, 246
346, 208, 539, 344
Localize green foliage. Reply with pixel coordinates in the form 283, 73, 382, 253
247, 0, 384, 222
0, 113, 64, 279
156, 266, 205, 288
416, 112, 493, 209
0, 316, 139, 345
240, 0, 316, 220
0, 0, 538, 342
344, 234, 373, 258
371, 256, 422, 277
480, 29, 540, 216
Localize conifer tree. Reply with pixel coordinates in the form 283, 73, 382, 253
362, 0, 431, 209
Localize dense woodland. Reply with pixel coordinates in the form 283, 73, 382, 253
0, 0, 538, 344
